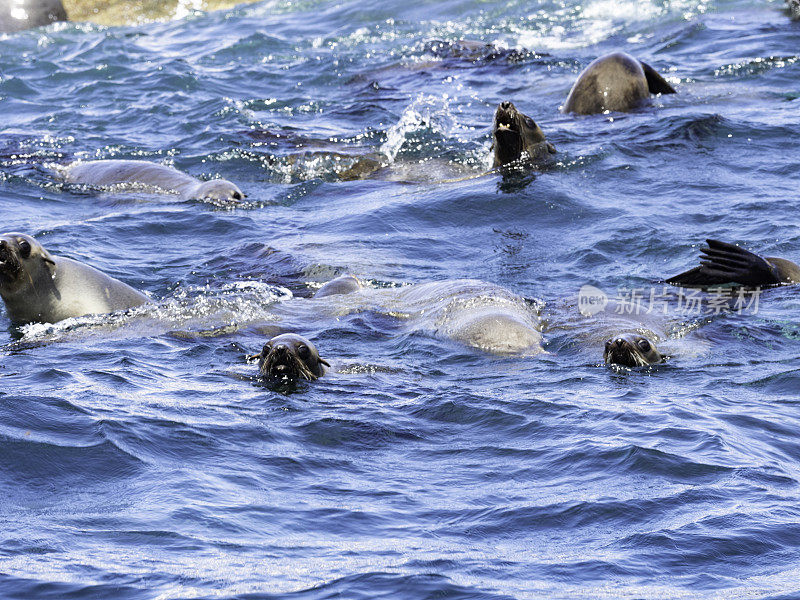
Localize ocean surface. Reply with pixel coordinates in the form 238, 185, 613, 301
2, 0, 800, 598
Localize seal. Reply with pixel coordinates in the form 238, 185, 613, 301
603, 333, 664, 367
314, 275, 362, 298
0, 232, 149, 324
396, 280, 544, 355
492, 101, 556, 168
563, 51, 676, 115
249, 333, 330, 381
63, 160, 244, 203
0, 0, 67, 33
788, 0, 800, 20
666, 239, 800, 288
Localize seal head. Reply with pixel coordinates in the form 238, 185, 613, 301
0, 233, 55, 293
252, 334, 329, 381
193, 179, 245, 203
492, 101, 556, 167
604, 333, 663, 367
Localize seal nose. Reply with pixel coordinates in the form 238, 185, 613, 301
500, 101, 512, 110
614, 338, 625, 348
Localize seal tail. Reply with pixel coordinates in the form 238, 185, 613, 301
640, 61, 677, 95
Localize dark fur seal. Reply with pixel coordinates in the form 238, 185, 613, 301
563, 51, 676, 115
667, 239, 800, 288
604, 333, 664, 367
0, 233, 148, 324
63, 160, 244, 204
250, 333, 330, 381
492, 101, 556, 167
0, 0, 66, 33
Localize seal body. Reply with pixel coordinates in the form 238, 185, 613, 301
0, 233, 148, 324
252, 333, 329, 381
396, 279, 544, 355
563, 52, 676, 115
314, 275, 362, 298
0, 0, 66, 33
63, 160, 244, 203
492, 101, 556, 168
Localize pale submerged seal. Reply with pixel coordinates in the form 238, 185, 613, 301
667, 239, 800, 288
314, 275, 362, 298
250, 333, 330, 381
0, 0, 66, 33
604, 333, 664, 368
63, 160, 244, 204
492, 101, 556, 168
0, 233, 148, 324
563, 51, 676, 115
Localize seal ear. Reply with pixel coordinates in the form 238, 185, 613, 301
40, 249, 57, 273
547, 142, 557, 154
318, 357, 331, 368
639, 61, 676, 95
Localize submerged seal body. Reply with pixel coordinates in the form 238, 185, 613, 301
396, 279, 544, 355
604, 333, 664, 367
667, 239, 800, 288
314, 275, 362, 298
492, 101, 556, 168
0, 233, 148, 324
563, 52, 676, 115
251, 333, 329, 381
63, 160, 244, 203
0, 0, 67, 33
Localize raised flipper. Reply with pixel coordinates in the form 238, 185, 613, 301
640, 61, 677, 95
666, 239, 784, 288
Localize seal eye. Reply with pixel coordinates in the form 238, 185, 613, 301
297, 345, 310, 359
638, 339, 651, 352
525, 117, 536, 128
232, 191, 242, 201
18, 239, 31, 259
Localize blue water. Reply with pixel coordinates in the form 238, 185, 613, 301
2, 0, 800, 597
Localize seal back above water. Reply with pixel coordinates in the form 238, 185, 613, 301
563, 51, 676, 115
63, 160, 244, 203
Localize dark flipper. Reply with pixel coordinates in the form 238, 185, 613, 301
666, 239, 782, 288
640, 61, 677, 95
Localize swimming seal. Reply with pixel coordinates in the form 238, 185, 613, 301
666, 239, 800, 288
0, 0, 67, 33
63, 160, 244, 203
788, 0, 800, 20
250, 333, 330, 381
604, 333, 664, 367
0, 233, 148, 324
314, 275, 362, 298
563, 51, 676, 115
492, 101, 556, 167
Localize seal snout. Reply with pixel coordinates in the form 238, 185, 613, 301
0, 238, 22, 282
